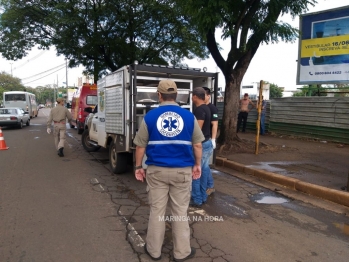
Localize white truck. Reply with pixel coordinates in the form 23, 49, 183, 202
81, 63, 219, 174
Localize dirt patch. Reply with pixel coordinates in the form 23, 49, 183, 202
216, 138, 297, 156
214, 132, 349, 191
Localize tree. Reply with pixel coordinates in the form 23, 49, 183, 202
293, 84, 326, 97
0, 0, 209, 82
0, 71, 26, 101
269, 83, 283, 98
182, 0, 316, 146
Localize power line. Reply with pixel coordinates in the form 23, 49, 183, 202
23, 65, 66, 85
13, 50, 46, 71
21, 63, 66, 80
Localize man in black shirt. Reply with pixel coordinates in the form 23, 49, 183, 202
190, 87, 213, 208
202, 87, 218, 195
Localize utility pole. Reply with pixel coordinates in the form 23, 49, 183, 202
66, 59, 68, 88
53, 79, 56, 106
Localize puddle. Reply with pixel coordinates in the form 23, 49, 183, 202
334, 223, 349, 236
256, 196, 288, 204
251, 192, 289, 204
204, 192, 248, 217
246, 161, 332, 178
34, 137, 40, 139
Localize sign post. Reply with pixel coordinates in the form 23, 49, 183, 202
255, 80, 263, 155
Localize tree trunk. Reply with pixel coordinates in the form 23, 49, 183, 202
218, 73, 243, 145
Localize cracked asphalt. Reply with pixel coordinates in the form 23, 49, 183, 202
1, 109, 349, 262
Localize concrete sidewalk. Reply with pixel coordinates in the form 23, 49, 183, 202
215, 132, 349, 207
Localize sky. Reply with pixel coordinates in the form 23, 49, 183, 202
0, 0, 346, 91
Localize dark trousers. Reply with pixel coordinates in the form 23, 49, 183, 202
237, 112, 248, 132
260, 113, 266, 135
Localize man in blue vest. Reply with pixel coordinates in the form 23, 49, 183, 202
133, 80, 204, 262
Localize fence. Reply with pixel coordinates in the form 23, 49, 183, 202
217, 97, 349, 143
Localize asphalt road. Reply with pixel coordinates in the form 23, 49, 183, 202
1, 108, 349, 262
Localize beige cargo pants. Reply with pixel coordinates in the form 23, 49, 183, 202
145, 165, 192, 260
53, 123, 66, 150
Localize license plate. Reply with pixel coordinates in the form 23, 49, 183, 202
0, 117, 8, 120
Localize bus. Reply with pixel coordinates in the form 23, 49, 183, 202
3, 91, 38, 118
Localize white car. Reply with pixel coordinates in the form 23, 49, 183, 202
0, 107, 30, 129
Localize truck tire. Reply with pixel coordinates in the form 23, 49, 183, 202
77, 122, 84, 134
81, 129, 101, 152
109, 140, 128, 174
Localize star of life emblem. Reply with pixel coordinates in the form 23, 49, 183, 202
156, 111, 184, 137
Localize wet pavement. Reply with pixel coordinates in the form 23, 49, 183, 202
219, 132, 349, 191
4, 111, 347, 262
79, 137, 349, 261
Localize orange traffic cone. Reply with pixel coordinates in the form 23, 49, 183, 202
0, 127, 9, 150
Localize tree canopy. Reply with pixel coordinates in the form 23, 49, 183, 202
0, 71, 26, 101
293, 84, 327, 97
181, 0, 317, 145
0, 72, 61, 104
269, 83, 283, 98
0, 0, 209, 81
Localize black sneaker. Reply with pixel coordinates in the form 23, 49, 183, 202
189, 201, 202, 208
144, 244, 161, 261
58, 148, 64, 157
174, 247, 196, 262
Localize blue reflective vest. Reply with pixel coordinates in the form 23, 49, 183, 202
144, 105, 195, 167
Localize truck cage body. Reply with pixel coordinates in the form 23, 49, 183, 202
94, 63, 219, 172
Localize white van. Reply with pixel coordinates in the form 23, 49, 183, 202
3, 91, 38, 118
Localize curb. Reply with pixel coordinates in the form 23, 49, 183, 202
216, 157, 349, 208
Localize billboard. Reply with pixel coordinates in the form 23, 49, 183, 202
297, 6, 349, 85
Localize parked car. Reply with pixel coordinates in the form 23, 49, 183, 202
81, 105, 100, 152
38, 104, 45, 109
0, 107, 30, 128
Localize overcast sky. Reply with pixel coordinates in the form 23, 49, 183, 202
0, 0, 346, 90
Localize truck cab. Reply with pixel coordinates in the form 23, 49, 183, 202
71, 83, 98, 134
82, 63, 219, 174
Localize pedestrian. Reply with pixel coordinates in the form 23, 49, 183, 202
202, 87, 218, 196
259, 96, 267, 135
133, 80, 203, 262
190, 87, 213, 208
47, 97, 73, 157
237, 93, 256, 133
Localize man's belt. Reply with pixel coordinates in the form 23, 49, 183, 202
54, 120, 66, 124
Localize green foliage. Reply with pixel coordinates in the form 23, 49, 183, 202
293, 85, 326, 97
0, 71, 26, 101
180, 0, 317, 144
0, 0, 209, 80
25, 86, 68, 104
269, 83, 283, 98
332, 84, 349, 97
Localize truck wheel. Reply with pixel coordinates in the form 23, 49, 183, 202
77, 122, 84, 134
109, 140, 128, 174
81, 129, 100, 152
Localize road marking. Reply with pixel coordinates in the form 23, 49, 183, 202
90, 178, 100, 185
120, 210, 145, 247
89, 177, 144, 247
